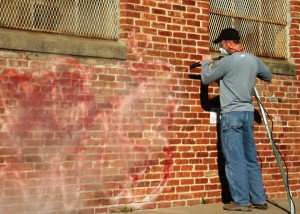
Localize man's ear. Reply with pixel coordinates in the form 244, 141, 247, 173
227, 41, 234, 49
228, 42, 244, 52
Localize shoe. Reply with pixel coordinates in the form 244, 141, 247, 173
251, 202, 268, 210
223, 202, 251, 212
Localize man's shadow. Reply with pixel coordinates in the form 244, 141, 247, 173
199, 83, 232, 203
191, 74, 263, 203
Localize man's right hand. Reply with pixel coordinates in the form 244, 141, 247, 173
202, 55, 213, 63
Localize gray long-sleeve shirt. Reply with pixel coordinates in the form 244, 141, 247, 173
201, 52, 272, 113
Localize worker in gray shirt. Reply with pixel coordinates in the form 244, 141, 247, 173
201, 28, 272, 212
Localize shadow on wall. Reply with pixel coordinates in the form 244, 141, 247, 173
199, 83, 232, 203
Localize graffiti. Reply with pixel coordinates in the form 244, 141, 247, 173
0, 34, 176, 213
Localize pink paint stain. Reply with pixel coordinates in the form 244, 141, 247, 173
0, 33, 176, 213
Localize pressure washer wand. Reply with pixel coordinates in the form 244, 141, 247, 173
189, 56, 224, 69
253, 87, 296, 214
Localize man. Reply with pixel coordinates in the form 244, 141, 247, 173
201, 28, 272, 212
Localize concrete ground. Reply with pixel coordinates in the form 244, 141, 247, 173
132, 198, 299, 214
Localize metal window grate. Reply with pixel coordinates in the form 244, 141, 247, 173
0, 0, 119, 40
209, 0, 288, 59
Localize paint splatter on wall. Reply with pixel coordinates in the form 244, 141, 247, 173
0, 34, 177, 213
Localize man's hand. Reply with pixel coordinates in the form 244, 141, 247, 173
202, 55, 213, 63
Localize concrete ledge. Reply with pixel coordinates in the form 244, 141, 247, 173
0, 28, 126, 60
261, 57, 295, 76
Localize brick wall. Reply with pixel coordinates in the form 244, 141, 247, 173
0, 0, 299, 213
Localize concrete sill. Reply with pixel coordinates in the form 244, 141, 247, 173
260, 57, 295, 76
0, 28, 127, 60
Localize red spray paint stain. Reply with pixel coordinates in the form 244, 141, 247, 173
0, 34, 176, 213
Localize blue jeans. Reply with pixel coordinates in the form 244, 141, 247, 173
221, 111, 266, 206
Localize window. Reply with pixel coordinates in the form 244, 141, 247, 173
0, 0, 119, 40
0, 0, 125, 59
209, 0, 288, 59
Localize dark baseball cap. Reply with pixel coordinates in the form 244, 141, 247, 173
213, 28, 240, 44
